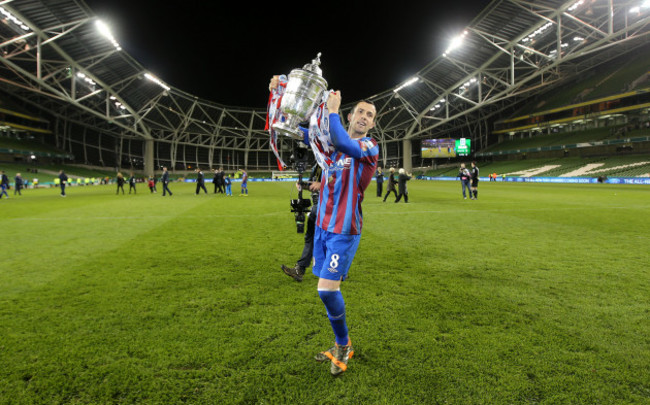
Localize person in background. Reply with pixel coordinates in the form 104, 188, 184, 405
375, 166, 384, 197
281, 163, 323, 282
0, 170, 9, 199
148, 176, 156, 193
240, 169, 248, 196
470, 161, 479, 200
14, 173, 23, 196
58, 170, 68, 197
212, 168, 219, 194
395, 168, 412, 203
195, 167, 208, 195
457, 163, 471, 200
217, 168, 225, 194
116, 172, 125, 195
128, 172, 137, 194
382, 167, 397, 202
161, 167, 173, 196
224, 174, 232, 196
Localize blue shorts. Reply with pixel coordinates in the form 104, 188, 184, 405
312, 226, 361, 281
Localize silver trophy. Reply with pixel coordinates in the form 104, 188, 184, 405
272, 53, 328, 140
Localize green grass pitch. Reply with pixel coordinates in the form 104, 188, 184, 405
1, 180, 649, 404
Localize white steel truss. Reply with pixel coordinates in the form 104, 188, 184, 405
0, 0, 649, 172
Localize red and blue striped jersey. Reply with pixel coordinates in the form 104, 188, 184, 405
316, 113, 379, 235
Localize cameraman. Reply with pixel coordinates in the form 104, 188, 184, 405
281, 163, 322, 282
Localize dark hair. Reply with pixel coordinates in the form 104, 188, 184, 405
352, 99, 375, 113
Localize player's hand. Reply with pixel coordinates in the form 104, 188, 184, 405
327, 90, 341, 114
269, 76, 280, 92
309, 181, 321, 192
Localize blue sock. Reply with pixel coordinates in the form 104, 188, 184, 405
318, 289, 348, 346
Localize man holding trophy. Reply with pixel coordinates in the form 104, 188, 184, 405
268, 55, 379, 376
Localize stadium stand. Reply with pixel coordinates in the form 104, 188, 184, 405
422, 155, 650, 179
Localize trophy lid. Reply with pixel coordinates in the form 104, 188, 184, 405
302, 53, 323, 76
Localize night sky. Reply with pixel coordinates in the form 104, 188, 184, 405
84, 0, 494, 108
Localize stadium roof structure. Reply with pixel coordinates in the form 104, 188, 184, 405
1, 0, 650, 169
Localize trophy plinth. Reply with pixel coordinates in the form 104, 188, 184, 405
272, 53, 328, 140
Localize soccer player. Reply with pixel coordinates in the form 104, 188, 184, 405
310, 92, 378, 376
470, 161, 479, 200
240, 169, 248, 196
0, 170, 9, 199
291, 97, 377, 377
269, 75, 379, 374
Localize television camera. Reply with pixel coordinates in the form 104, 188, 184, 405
289, 143, 316, 233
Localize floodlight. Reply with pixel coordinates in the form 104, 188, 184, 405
96, 20, 122, 51
0, 7, 30, 31
449, 32, 466, 51
96, 20, 111, 38
520, 22, 553, 45
443, 30, 470, 57
76, 71, 96, 86
568, 0, 584, 12
449, 36, 464, 51
145, 73, 171, 91
404, 77, 419, 86
393, 77, 419, 93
